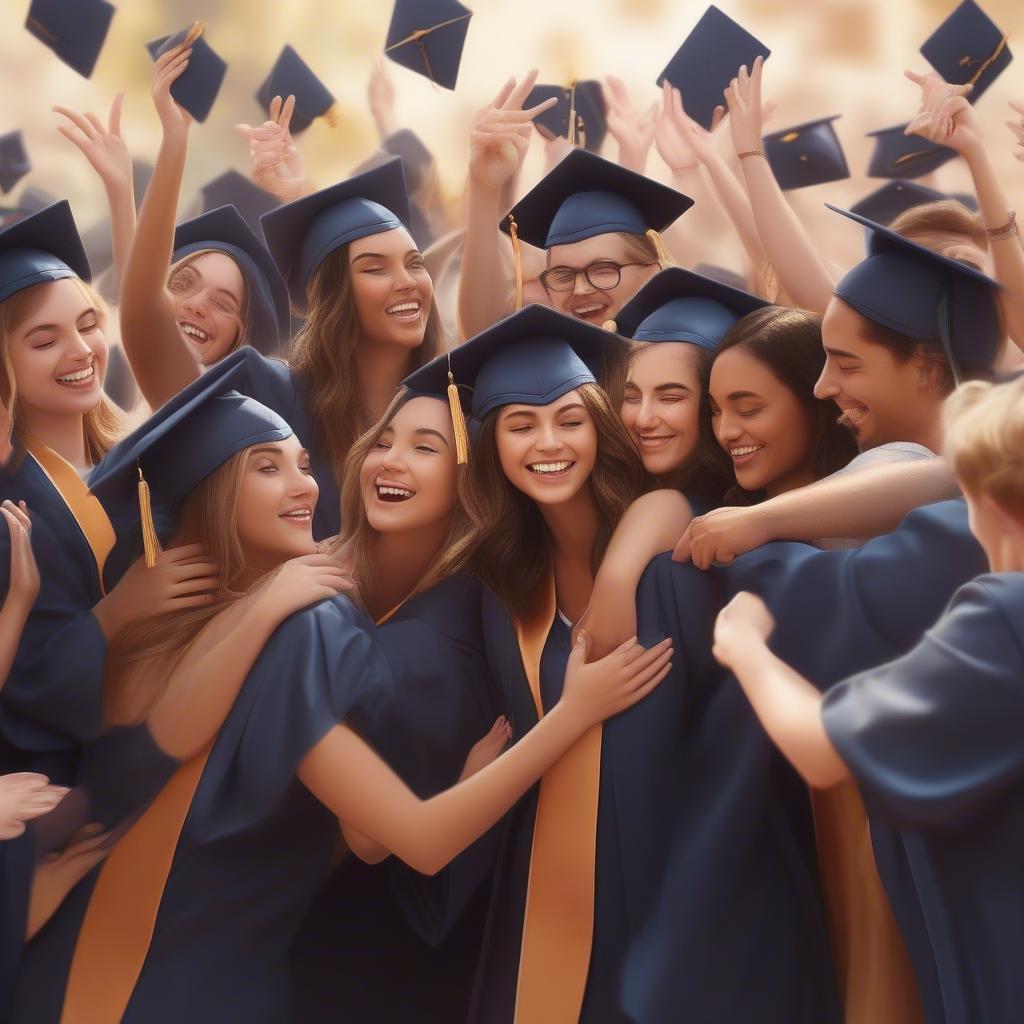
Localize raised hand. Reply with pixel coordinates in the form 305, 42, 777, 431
712, 591, 775, 670
1, 500, 39, 613
459, 716, 513, 781
257, 552, 354, 624
236, 95, 310, 203
0, 772, 67, 840
469, 70, 557, 191
725, 56, 766, 155
654, 82, 716, 172
904, 69, 979, 156
151, 40, 193, 135
368, 57, 398, 141
1007, 99, 1024, 161
603, 76, 658, 174
53, 93, 133, 197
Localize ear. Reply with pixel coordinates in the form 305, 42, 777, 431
913, 345, 949, 393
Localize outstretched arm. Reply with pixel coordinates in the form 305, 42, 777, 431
0, 502, 38, 692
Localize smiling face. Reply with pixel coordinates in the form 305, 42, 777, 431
620, 342, 704, 479
816, 298, 938, 451
348, 227, 434, 350
544, 233, 657, 324
5, 278, 108, 423
709, 346, 817, 498
234, 434, 318, 570
168, 251, 246, 366
359, 396, 457, 532
494, 390, 598, 506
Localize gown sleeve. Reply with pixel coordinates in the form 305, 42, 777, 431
822, 576, 1024, 830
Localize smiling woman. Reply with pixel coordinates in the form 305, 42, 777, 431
166, 249, 248, 366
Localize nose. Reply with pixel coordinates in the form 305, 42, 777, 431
535, 421, 563, 453
572, 270, 596, 295
67, 330, 92, 360
814, 362, 839, 400
393, 262, 417, 290
289, 466, 318, 500
380, 446, 408, 473
182, 293, 208, 319
715, 411, 743, 444
635, 397, 660, 431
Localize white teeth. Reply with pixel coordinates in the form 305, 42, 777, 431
840, 407, 867, 425
180, 323, 209, 341
730, 445, 763, 457
528, 461, 572, 474
56, 366, 95, 383
281, 508, 311, 519
573, 304, 604, 315
386, 301, 420, 315
376, 485, 414, 498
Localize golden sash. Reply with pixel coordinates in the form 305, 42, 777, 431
812, 781, 923, 1024
514, 576, 603, 1024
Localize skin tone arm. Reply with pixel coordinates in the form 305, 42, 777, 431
300, 632, 673, 876
0, 501, 40, 690
236, 95, 315, 204
53, 94, 136, 287
726, 58, 837, 313
712, 591, 848, 788
119, 41, 205, 409
674, 457, 958, 567
603, 77, 658, 175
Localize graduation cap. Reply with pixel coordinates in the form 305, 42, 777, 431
90, 348, 293, 569
850, 181, 946, 226
764, 116, 850, 191
260, 157, 412, 309
256, 46, 336, 135
25, 0, 114, 79
199, 170, 281, 234
526, 81, 608, 153
866, 124, 958, 179
146, 24, 227, 124
830, 203, 1002, 381
502, 148, 693, 250
0, 200, 90, 305
657, 5, 771, 131
381, 129, 433, 193
610, 267, 768, 349
173, 206, 291, 354
919, 0, 1012, 104
384, 0, 473, 90
693, 262, 749, 292
0, 133, 31, 195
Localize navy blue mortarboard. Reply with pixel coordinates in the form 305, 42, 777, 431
381, 129, 433, 193
89, 348, 293, 568
173, 206, 291, 353
850, 181, 946, 226
866, 123, 958, 179
256, 46, 335, 135
657, 5, 771, 131
146, 24, 227, 124
0, 200, 90, 305
260, 157, 412, 308
830, 204, 1002, 378
25, 0, 114, 79
384, 0, 473, 91
694, 262, 749, 291
764, 116, 850, 191
502, 148, 693, 249
611, 267, 768, 349
0, 133, 30, 195
199, 170, 280, 233
920, 0, 1012, 104
526, 81, 608, 153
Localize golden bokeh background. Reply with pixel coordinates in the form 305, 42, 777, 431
0, 0, 1020, 275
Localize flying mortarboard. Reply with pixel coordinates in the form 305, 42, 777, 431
526, 81, 608, 153
146, 23, 227, 124
0, 133, 30, 195
764, 116, 850, 191
830, 203, 1002, 381
199, 170, 281, 234
256, 46, 336, 135
384, 0, 473, 91
0, 200, 90, 305
919, 0, 1012, 104
657, 6, 771, 131
25, 0, 114, 79
173, 206, 291, 353
610, 267, 768, 349
865, 123, 958, 179
260, 157, 412, 309
850, 181, 945, 226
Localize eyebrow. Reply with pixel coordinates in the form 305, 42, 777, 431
655, 382, 692, 393
24, 307, 99, 338
555, 402, 586, 414
352, 250, 423, 263
823, 346, 860, 359
726, 390, 762, 401
250, 445, 284, 456
415, 428, 450, 447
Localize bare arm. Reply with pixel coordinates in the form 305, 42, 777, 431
299, 635, 672, 876
712, 592, 848, 788
0, 502, 38, 691
119, 42, 204, 410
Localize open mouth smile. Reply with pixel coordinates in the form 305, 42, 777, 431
375, 480, 415, 502
385, 300, 422, 323
55, 365, 96, 389
279, 506, 312, 526
729, 444, 764, 466
179, 321, 210, 345
527, 460, 575, 479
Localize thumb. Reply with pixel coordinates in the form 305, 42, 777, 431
672, 527, 693, 563
234, 123, 255, 141
569, 628, 589, 667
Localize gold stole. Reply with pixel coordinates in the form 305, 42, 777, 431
812, 781, 923, 1024
513, 576, 603, 1024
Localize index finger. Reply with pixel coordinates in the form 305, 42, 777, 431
108, 92, 125, 137
277, 94, 296, 133
489, 76, 516, 111
671, 527, 693, 563
522, 95, 559, 120
504, 68, 540, 111
165, 543, 207, 561
904, 68, 927, 86
52, 105, 97, 139
269, 94, 282, 123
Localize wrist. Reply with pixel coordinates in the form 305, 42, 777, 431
1, 593, 34, 621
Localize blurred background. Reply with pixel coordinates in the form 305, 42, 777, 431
0, 0, 1020, 276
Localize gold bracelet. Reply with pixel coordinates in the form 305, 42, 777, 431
737, 149, 766, 160
987, 210, 1018, 240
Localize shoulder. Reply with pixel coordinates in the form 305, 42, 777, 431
829, 442, 937, 478
944, 574, 1024, 656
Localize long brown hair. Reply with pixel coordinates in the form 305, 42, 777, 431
335, 389, 472, 602
167, 249, 252, 355
289, 246, 445, 490
0, 279, 122, 462
458, 382, 644, 618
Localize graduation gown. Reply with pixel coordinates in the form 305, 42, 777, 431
822, 573, 1024, 1024
290, 574, 503, 1023
12, 595, 387, 1024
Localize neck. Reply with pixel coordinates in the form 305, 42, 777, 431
538, 484, 600, 621
764, 462, 819, 500
354, 340, 415, 424
363, 518, 450, 620
20, 408, 88, 468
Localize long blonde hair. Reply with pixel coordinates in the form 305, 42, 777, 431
0, 278, 122, 461
167, 249, 252, 355
289, 246, 445, 490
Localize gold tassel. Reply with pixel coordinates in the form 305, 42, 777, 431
323, 104, 340, 129
447, 362, 469, 466
567, 81, 578, 147
137, 464, 163, 569
508, 214, 524, 311
646, 228, 673, 269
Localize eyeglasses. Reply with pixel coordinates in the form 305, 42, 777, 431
538, 260, 655, 293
